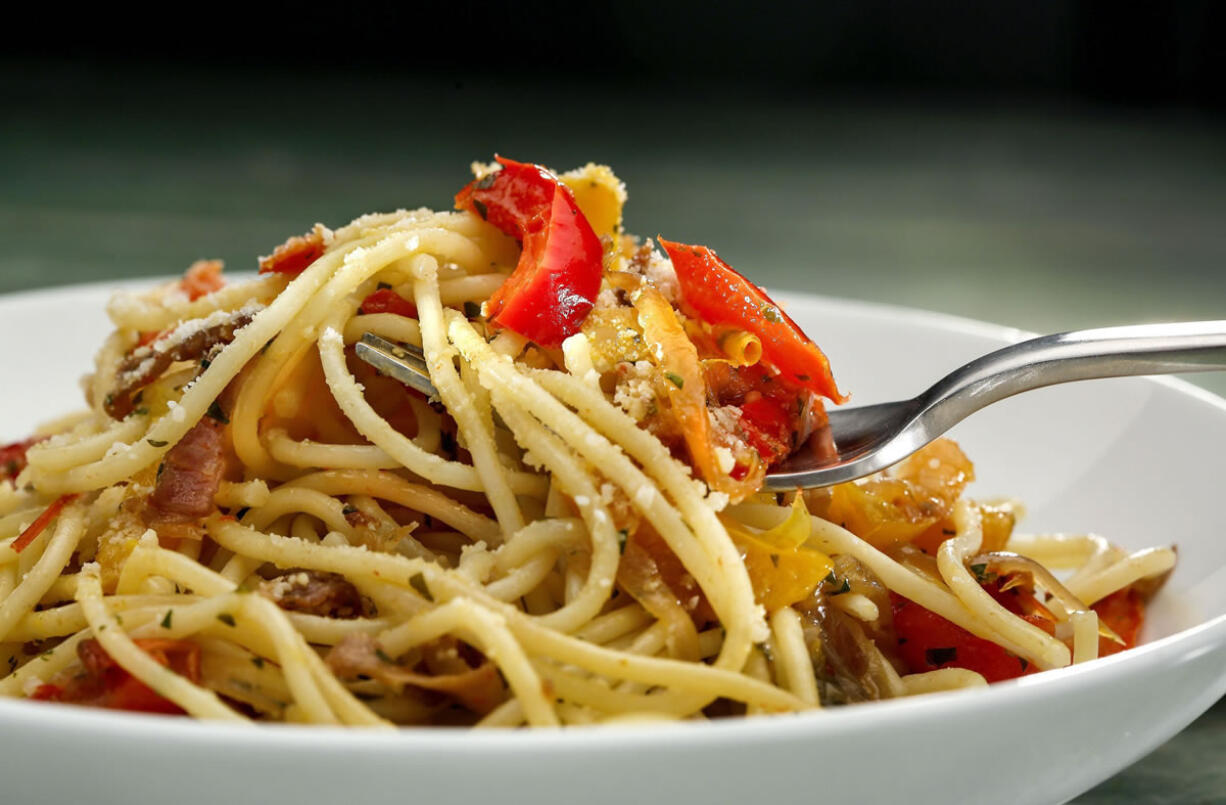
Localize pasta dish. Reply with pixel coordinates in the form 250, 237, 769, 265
0, 158, 1176, 726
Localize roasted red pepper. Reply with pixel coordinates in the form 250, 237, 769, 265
12, 494, 78, 553
358, 288, 417, 318
455, 157, 559, 238
891, 580, 1056, 683
891, 592, 1038, 683
737, 396, 794, 466
135, 329, 166, 348
180, 260, 225, 301
0, 436, 41, 482
259, 227, 326, 276
659, 238, 845, 403
32, 638, 201, 715
1092, 588, 1144, 657
455, 157, 602, 348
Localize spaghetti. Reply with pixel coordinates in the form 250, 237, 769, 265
0, 158, 1175, 726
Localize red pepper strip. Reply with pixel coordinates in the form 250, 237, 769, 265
659, 238, 846, 403
30, 683, 62, 700
891, 579, 1056, 683
180, 260, 225, 301
483, 185, 603, 347
12, 494, 79, 553
33, 638, 201, 715
258, 228, 326, 276
358, 288, 418, 318
891, 592, 1040, 683
135, 330, 162, 348
455, 156, 559, 239
455, 157, 603, 347
0, 436, 43, 482
738, 396, 793, 466
1092, 588, 1144, 657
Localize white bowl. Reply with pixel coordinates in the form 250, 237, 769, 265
2, 282, 1224, 805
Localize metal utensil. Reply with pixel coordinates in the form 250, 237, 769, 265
764, 320, 1226, 489
356, 322, 1226, 491
355, 334, 435, 397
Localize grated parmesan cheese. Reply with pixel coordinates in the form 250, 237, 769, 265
644, 246, 679, 302
633, 486, 656, 509
612, 361, 656, 422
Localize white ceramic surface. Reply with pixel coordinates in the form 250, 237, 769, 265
1, 282, 1225, 805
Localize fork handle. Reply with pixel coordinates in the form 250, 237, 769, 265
921, 320, 1226, 434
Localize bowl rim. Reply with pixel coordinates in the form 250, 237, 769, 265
1, 280, 1224, 751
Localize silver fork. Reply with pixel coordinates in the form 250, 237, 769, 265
356, 322, 1226, 490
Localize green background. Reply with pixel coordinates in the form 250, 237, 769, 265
3, 66, 1224, 801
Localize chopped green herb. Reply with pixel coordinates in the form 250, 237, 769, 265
132, 406, 150, 417
161, 610, 173, 629
104, 393, 115, 407
206, 400, 229, 424
475, 173, 497, 190
342, 504, 359, 515
463, 301, 482, 319
6, 656, 16, 672
769, 553, 780, 567
617, 529, 629, 554
251, 657, 266, 669
200, 357, 212, 370
114, 614, 123, 626
761, 304, 783, 323
377, 281, 392, 290
408, 574, 434, 602
970, 563, 989, 583
664, 372, 685, 389
374, 647, 395, 664
472, 199, 489, 220
235, 507, 251, 519
217, 613, 237, 627
925, 647, 957, 666
439, 430, 458, 459
822, 570, 851, 595
147, 439, 168, 448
